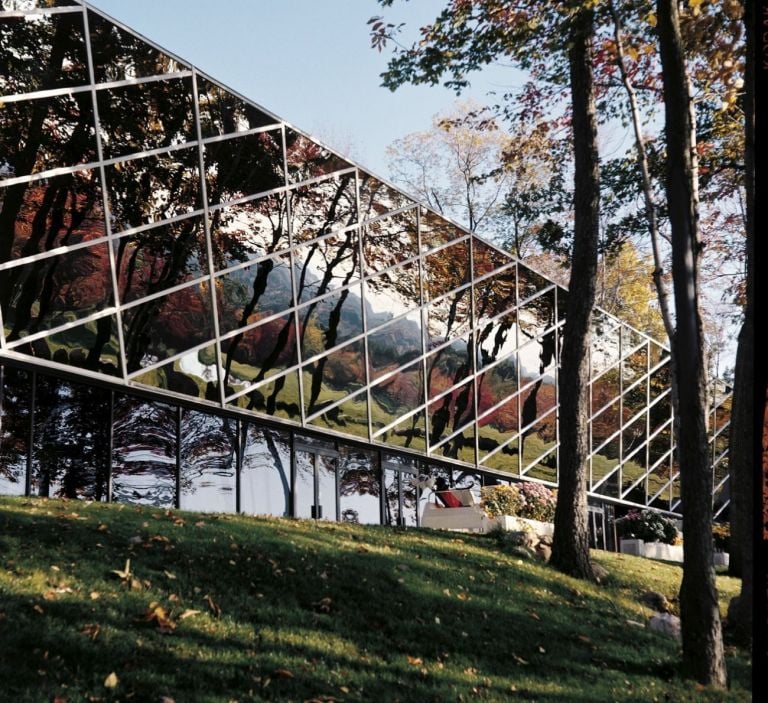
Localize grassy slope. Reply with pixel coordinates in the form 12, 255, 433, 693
0, 496, 750, 703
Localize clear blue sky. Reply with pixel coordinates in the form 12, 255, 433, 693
88, 0, 523, 176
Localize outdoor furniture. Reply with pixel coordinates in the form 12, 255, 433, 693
421, 488, 490, 532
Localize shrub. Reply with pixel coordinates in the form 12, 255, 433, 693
480, 482, 556, 522
712, 522, 730, 552
615, 509, 678, 545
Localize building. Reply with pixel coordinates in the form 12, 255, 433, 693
0, 0, 731, 528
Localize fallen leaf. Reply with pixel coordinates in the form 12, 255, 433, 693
97, 523, 109, 532
90, 592, 100, 601
32, 604, 44, 614
179, 609, 200, 620
312, 597, 332, 614
43, 590, 57, 601
274, 668, 294, 679
204, 594, 221, 618
407, 656, 423, 666
111, 559, 131, 581
512, 653, 529, 666
104, 671, 119, 688
538, 646, 546, 654
136, 602, 177, 634
163, 571, 177, 580
530, 611, 541, 620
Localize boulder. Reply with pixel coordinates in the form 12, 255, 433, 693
647, 613, 681, 640
592, 564, 609, 583
535, 542, 552, 563
507, 530, 537, 549
639, 591, 671, 613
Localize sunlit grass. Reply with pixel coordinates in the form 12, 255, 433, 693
0, 496, 750, 702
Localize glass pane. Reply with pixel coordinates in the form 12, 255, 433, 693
454, 469, 483, 504
364, 261, 421, 331
591, 366, 620, 413
297, 286, 363, 358
0, 11, 88, 95
480, 436, 519, 474
112, 395, 177, 507
357, 171, 414, 221
30, 376, 110, 500
476, 310, 518, 370
241, 425, 290, 517
285, 128, 351, 184
122, 282, 214, 373
216, 254, 293, 335
228, 370, 302, 423
368, 315, 422, 381
0, 92, 96, 178
0, 366, 30, 496
648, 427, 672, 468
478, 394, 519, 460
593, 466, 620, 498
474, 267, 517, 325
13, 313, 121, 377
370, 361, 424, 429
592, 399, 620, 451
362, 208, 418, 272
649, 362, 671, 401
106, 147, 201, 233
179, 411, 237, 513
518, 334, 557, 389
339, 449, 380, 525
419, 208, 463, 251
375, 410, 426, 453
622, 344, 648, 388
114, 216, 208, 305
423, 239, 470, 301
294, 231, 360, 303
302, 340, 365, 417
436, 421, 475, 465
517, 264, 551, 303
518, 289, 556, 342
210, 193, 289, 270
309, 394, 369, 440
1, 242, 112, 342
476, 357, 518, 416
590, 322, 621, 378
88, 11, 189, 83
428, 379, 474, 448
520, 410, 557, 472
713, 394, 732, 435
220, 313, 297, 393
425, 339, 471, 401
132, 344, 218, 400
426, 288, 471, 348
472, 236, 512, 277
623, 411, 647, 460
289, 172, 357, 243
591, 436, 620, 490
204, 129, 284, 204
0, 169, 106, 266
621, 326, 644, 357
97, 77, 196, 160
196, 76, 277, 138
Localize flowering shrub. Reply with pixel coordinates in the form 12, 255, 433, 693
616, 509, 678, 545
481, 482, 556, 522
712, 522, 730, 552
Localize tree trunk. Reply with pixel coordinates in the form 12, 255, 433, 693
549, 8, 598, 582
725, 0, 754, 643
656, 0, 726, 687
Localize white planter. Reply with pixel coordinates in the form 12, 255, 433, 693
620, 539, 725, 566
714, 552, 730, 567
487, 515, 554, 537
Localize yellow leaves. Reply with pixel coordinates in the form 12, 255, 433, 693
136, 602, 176, 634
179, 609, 200, 620
407, 655, 423, 666
103, 671, 119, 689
111, 559, 132, 581
647, 12, 657, 28
626, 46, 639, 62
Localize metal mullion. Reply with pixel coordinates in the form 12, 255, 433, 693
416, 206, 430, 454
0, 83, 92, 104
190, 68, 225, 407
1, 5, 82, 16
81, 5, 129, 381
514, 262, 521, 476
200, 123, 283, 146
287, 166, 358, 194
25, 370, 35, 496
644, 342, 651, 503
303, 385, 368, 424
477, 429, 521, 466
359, 202, 418, 227
4, 305, 117, 351
175, 406, 182, 509
0, 234, 112, 272
107, 389, 114, 502
92, 70, 194, 94
100, 139, 201, 169
115, 274, 212, 313
0, 161, 101, 189
0, 296, 5, 351
125, 337, 220, 381
371, 404, 428, 440
235, 418, 242, 514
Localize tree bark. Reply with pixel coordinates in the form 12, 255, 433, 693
656, 0, 726, 687
549, 8, 598, 582
725, 0, 754, 644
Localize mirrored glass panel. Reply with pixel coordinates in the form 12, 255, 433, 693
302, 339, 365, 417
179, 411, 236, 513
419, 208, 463, 251
122, 282, 213, 373
0, 169, 106, 265
476, 357, 518, 417
518, 334, 557, 390
622, 411, 647, 461
472, 236, 512, 277
517, 264, 551, 303
480, 435, 519, 474
593, 466, 619, 499
383, 467, 418, 527
88, 11, 189, 83
0, 11, 88, 95
216, 254, 293, 335
1, 242, 111, 342
294, 231, 360, 303
3, 1, 80, 8
364, 261, 421, 331
12, 313, 121, 377
294, 449, 337, 521
98, 77, 196, 159
375, 410, 426, 453
423, 239, 470, 301
285, 128, 351, 184
338, 449, 380, 525
106, 147, 201, 233
241, 425, 290, 516
357, 171, 414, 221
196, 76, 278, 138
428, 379, 474, 449
204, 129, 284, 205
0, 92, 96, 178
297, 286, 363, 358
590, 318, 621, 377
0, 365, 30, 495
209, 193, 288, 270
220, 313, 297, 394
309, 393, 369, 440
517, 289, 556, 342
362, 208, 418, 272
622, 343, 648, 389
478, 394, 519, 461
591, 366, 621, 413
454, 469, 482, 503
132, 344, 218, 400
425, 339, 471, 401
112, 395, 176, 507
367, 315, 422, 381
591, 435, 620, 490
114, 216, 208, 305
474, 267, 517, 325
370, 361, 424, 430
30, 376, 110, 500
426, 288, 471, 349
475, 310, 517, 371
520, 409, 557, 471
289, 172, 357, 244
621, 325, 645, 358
228, 370, 302, 423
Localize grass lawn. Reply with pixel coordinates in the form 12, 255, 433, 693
0, 496, 750, 702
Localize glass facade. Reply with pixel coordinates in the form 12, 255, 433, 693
0, 0, 730, 521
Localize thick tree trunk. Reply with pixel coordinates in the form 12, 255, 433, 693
549, 8, 598, 582
656, 0, 726, 687
725, 0, 754, 643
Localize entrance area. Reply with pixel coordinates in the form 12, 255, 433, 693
294, 441, 340, 521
